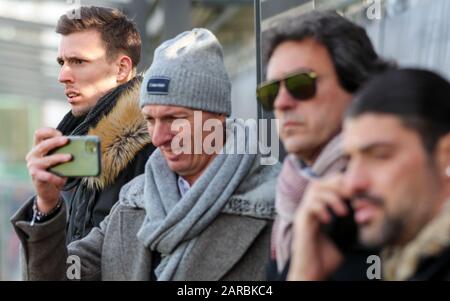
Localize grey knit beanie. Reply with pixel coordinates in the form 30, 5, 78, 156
140, 28, 232, 116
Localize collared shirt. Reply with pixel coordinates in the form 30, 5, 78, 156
301, 163, 317, 178
293, 157, 317, 179
177, 176, 191, 197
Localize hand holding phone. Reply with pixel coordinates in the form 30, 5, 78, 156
26, 128, 72, 213
288, 175, 349, 280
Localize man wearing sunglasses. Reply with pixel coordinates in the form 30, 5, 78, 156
259, 11, 392, 280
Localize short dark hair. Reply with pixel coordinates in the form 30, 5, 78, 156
56, 6, 141, 68
263, 10, 393, 93
347, 68, 450, 153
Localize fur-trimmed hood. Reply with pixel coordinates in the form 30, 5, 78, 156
382, 199, 450, 280
82, 78, 151, 190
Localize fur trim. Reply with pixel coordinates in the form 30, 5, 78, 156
82, 79, 151, 190
382, 199, 450, 280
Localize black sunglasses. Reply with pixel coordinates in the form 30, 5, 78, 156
256, 70, 317, 111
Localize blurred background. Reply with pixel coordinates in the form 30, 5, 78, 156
1, 0, 449, 280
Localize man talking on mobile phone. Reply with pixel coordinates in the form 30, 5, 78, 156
289, 69, 450, 281
14, 6, 155, 244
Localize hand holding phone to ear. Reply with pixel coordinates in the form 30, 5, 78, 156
288, 175, 351, 281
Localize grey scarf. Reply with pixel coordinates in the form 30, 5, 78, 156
136, 119, 279, 280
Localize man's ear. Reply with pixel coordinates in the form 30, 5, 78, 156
116, 55, 133, 83
435, 132, 450, 179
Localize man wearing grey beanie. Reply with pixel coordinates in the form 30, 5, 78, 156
13, 28, 281, 281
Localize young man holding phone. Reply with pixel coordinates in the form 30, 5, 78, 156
18, 6, 155, 243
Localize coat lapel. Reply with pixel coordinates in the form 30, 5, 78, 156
173, 214, 268, 281
118, 209, 152, 280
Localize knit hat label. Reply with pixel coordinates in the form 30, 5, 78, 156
147, 76, 171, 95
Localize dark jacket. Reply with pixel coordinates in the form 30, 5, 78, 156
408, 247, 450, 280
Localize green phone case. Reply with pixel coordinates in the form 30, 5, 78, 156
48, 136, 101, 177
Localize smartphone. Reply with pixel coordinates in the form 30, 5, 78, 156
48, 136, 101, 177
321, 200, 358, 253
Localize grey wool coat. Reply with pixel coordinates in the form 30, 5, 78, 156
12, 166, 279, 281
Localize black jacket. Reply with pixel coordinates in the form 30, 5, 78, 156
62, 79, 155, 243
408, 247, 450, 280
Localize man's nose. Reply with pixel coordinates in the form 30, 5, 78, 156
273, 83, 298, 111
58, 64, 74, 84
150, 121, 173, 148
343, 161, 370, 196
